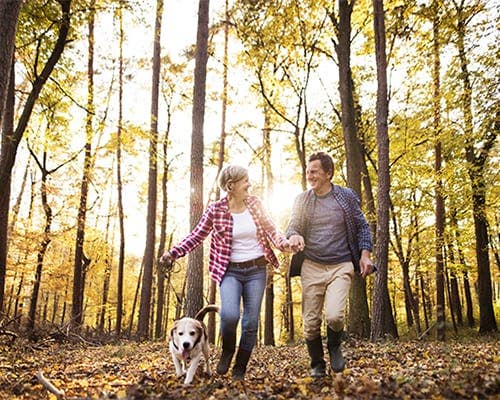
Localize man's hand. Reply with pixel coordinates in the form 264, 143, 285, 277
288, 234, 305, 252
359, 250, 374, 279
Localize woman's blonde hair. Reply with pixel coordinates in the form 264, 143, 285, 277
218, 165, 248, 192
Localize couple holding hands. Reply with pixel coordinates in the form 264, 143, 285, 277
160, 151, 374, 380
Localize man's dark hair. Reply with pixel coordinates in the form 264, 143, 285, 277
308, 151, 334, 179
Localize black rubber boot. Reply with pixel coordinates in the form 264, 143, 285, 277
231, 348, 252, 380
216, 334, 236, 375
306, 337, 326, 377
327, 327, 345, 373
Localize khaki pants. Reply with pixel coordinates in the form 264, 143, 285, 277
301, 258, 354, 340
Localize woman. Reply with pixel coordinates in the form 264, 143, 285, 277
160, 165, 289, 380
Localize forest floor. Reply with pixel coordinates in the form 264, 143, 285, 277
0, 334, 499, 399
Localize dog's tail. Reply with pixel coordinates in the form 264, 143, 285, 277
195, 304, 220, 321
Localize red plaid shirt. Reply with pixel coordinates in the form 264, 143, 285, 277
169, 196, 287, 284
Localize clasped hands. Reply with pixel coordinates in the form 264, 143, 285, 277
286, 234, 305, 253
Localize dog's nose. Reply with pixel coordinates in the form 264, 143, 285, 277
182, 342, 190, 349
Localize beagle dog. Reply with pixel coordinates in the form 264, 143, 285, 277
169, 304, 219, 384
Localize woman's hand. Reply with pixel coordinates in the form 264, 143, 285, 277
159, 251, 174, 272
282, 240, 294, 253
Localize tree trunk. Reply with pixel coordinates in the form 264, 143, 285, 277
61, 274, 69, 324
71, 4, 94, 329
462, 270, 474, 327
185, 0, 210, 318
8, 158, 30, 236
138, 0, 163, 339
445, 268, 458, 334
450, 207, 474, 327
370, 0, 398, 340
455, 2, 497, 334
335, 0, 362, 195
98, 210, 112, 333
0, 56, 15, 315
348, 277, 370, 337
155, 93, 172, 339
128, 261, 143, 335
115, 0, 126, 337
263, 111, 275, 346
431, 0, 446, 341
264, 275, 275, 346
0, 0, 22, 129
207, 0, 229, 343
155, 140, 168, 339
27, 156, 53, 331
286, 275, 294, 343
51, 293, 59, 324
419, 274, 429, 332
447, 245, 463, 326
0, 0, 71, 313
332, 0, 371, 339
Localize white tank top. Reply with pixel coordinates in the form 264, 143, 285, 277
230, 208, 264, 262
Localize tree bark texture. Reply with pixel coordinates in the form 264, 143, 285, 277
115, 1, 125, 337
138, 0, 163, 338
71, 4, 94, 328
185, 0, 209, 318
370, 0, 398, 340
332, 0, 371, 339
0, 59, 15, 314
432, 0, 446, 341
455, 3, 497, 334
27, 156, 53, 331
0, 0, 22, 130
208, 0, 229, 343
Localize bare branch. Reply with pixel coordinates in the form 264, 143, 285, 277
36, 371, 66, 399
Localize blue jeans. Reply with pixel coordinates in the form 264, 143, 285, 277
219, 265, 267, 352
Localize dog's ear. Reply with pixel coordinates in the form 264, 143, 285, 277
195, 322, 207, 341
170, 321, 178, 339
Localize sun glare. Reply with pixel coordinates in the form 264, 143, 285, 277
265, 182, 300, 225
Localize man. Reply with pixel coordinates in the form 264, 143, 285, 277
287, 151, 374, 377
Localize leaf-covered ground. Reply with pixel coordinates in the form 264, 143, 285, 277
1, 335, 498, 399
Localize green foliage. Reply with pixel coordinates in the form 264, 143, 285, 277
4, 0, 498, 340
